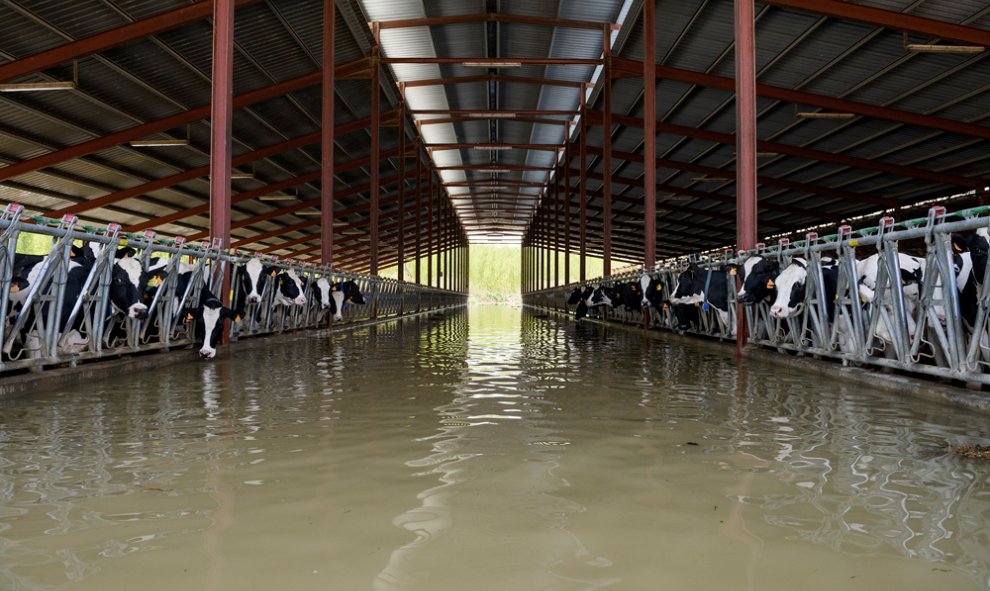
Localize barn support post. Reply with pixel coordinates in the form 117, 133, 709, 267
579, 90, 588, 283
320, 0, 335, 268
563, 147, 571, 284
643, 0, 657, 269
427, 174, 434, 287
415, 143, 423, 288
397, 104, 406, 286
369, 22, 381, 279
735, 0, 758, 354
602, 23, 613, 277
209, 0, 234, 281
543, 200, 553, 289
553, 163, 560, 287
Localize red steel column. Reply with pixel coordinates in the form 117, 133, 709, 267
643, 0, 657, 269
602, 24, 612, 277
320, 0, 335, 266
564, 147, 571, 284
397, 106, 406, 283
427, 171, 434, 287
579, 90, 588, 283
415, 142, 422, 285
369, 23, 381, 276
553, 165, 560, 287
209, 0, 234, 259
736, 0, 758, 353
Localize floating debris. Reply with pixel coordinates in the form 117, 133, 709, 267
950, 444, 990, 460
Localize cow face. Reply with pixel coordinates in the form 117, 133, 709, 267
671, 264, 704, 305
737, 256, 780, 305
954, 230, 989, 287
587, 285, 612, 308
567, 287, 583, 306
111, 257, 148, 319
196, 296, 232, 359
769, 261, 808, 318
240, 258, 270, 304
273, 270, 307, 306
342, 280, 365, 305
329, 280, 365, 321
575, 300, 589, 320
315, 277, 333, 310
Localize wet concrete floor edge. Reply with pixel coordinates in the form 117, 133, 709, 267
528, 305, 990, 416
0, 306, 466, 400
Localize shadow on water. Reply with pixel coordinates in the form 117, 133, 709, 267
0, 306, 986, 590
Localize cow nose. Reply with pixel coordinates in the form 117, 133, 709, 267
770, 305, 783, 318
199, 349, 216, 359
248, 294, 261, 304
295, 296, 307, 305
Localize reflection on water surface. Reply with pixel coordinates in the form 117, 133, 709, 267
0, 306, 987, 590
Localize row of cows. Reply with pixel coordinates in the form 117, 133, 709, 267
562, 226, 990, 376
4, 241, 366, 363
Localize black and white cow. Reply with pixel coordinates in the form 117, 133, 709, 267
188, 285, 233, 359
768, 258, 839, 321
855, 252, 925, 341
609, 281, 642, 313
273, 268, 307, 307
328, 280, 366, 321
735, 255, 780, 306
669, 263, 734, 334
8, 243, 147, 356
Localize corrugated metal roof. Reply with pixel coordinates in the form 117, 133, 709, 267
0, 0, 987, 266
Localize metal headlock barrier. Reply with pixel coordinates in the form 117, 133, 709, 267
0, 204, 466, 375
523, 204, 990, 387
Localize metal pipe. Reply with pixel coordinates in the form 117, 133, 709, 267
320, 0, 335, 266
735, 0, 758, 353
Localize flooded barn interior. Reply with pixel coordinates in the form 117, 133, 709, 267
0, 0, 989, 589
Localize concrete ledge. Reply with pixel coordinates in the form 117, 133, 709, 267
527, 304, 990, 415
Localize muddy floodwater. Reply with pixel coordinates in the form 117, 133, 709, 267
0, 306, 988, 590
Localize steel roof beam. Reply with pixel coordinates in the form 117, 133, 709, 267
0, 0, 263, 83
385, 57, 600, 66
374, 13, 617, 32
0, 58, 370, 183
611, 58, 990, 141
762, 0, 990, 48
403, 74, 588, 89
579, 144, 896, 208
585, 110, 982, 190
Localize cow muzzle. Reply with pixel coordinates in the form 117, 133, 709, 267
294, 295, 307, 306
199, 347, 217, 359
129, 304, 149, 320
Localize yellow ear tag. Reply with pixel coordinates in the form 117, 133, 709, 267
729, 268, 737, 276
10, 284, 19, 293
234, 314, 242, 323
270, 270, 277, 277
953, 242, 963, 252
656, 284, 662, 291
766, 279, 775, 289
148, 276, 163, 288
185, 313, 193, 322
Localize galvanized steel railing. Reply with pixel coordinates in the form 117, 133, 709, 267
0, 205, 466, 374
523, 204, 990, 387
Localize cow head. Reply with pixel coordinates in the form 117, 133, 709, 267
588, 284, 612, 308
273, 269, 307, 306
315, 277, 333, 310
567, 287, 583, 306
671, 264, 704, 305
111, 256, 148, 320
640, 274, 659, 309
736, 256, 780, 305
239, 258, 271, 304
769, 260, 809, 318
953, 230, 989, 287
195, 294, 233, 359
329, 280, 365, 321
575, 299, 588, 320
